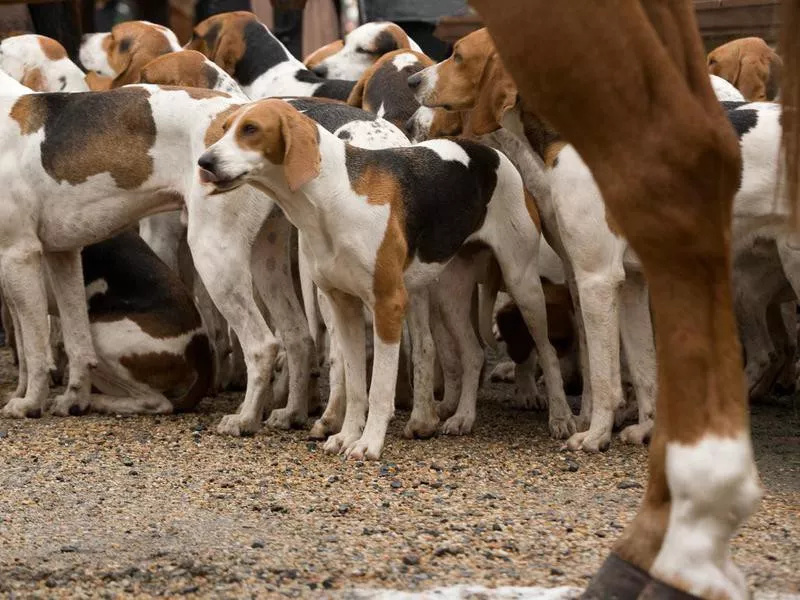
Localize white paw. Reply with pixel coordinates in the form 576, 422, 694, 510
436, 399, 458, 420
216, 413, 261, 436
403, 411, 439, 439
441, 412, 475, 436
50, 389, 89, 417
323, 430, 360, 454
266, 407, 306, 430
548, 414, 577, 439
308, 417, 341, 440
344, 434, 384, 461
619, 420, 653, 445
2, 397, 43, 419
565, 427, 611, 452
490, 361, 515, 383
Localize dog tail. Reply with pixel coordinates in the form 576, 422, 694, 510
171, 332, 214, 413
783, 0, 800, 229
478, 257, 503, 350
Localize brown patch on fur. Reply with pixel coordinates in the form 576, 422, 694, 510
38, 36, 67, 61
230, 99, 321, 191
205, 105, 244, 147
85, 72, 113, 91
349, 164, 409, 344
429, 108, 465, 138
304, 39, 344, 69
708, 37, 782, 101
10, 95, 47, 134
543, 139, 566, 169
140, 50, 211, 87
187, 11, 255, 75
20, 66, 44, 91
154, 84, 229, 100
523, 188, 541, 232
105, 21, 178, 87
382, 23, 413, 52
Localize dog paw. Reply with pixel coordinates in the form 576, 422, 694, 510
403, 412, 439, 439
548, 414, 577, 439
2, 397, 43, 419
308, 417, 341, 440
441, 413, 475, 436
510, 388, 547, 411
323, 430, 359, 454
619, 420, 653, 445
216, 413, 260, 436
344, 435, 384, 461
564, 428, 611, 453
490, 361, 515, 383
266, 407, 306, 430
575, 412, 592, 432
50, 389, 89, 417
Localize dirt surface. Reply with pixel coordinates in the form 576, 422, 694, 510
0, 346, 797, 598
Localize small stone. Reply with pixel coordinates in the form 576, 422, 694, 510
251, 540, 265, 549
479, 492, 498, 500
433, 545, 463, 557
60, 545, 78, 553
45, 578, 58, 588
562, 460, 579, 472
550, 567, 564, 576
492, 523, 502, 531
192, 424, 205, 432
595, 531, 607, 538
180, 585, 199, 594
337, 504, 350, 514
322, 577, 335, 589
328, 475, 340, 483
617, 480, 642, 490
121, 458, 134, 467
430, 463, 443, 472
390, 479, 403, 489
403, 553, 420, 566
0, 430, 7, 439
306, 442, 317, 451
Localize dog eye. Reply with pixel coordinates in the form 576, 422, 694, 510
241, 123, 259, 136
453, 53, 463, 65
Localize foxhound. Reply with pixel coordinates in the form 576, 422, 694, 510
708, 37, 783, 102
198, 98, 571, 460
79, 20, 182, 87
0, 34, 88, 92
411, 28, 658, 450
186, 11, 356, 101
308, 21, 421, 81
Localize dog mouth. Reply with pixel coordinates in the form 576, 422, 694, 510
201, 170, 247, 194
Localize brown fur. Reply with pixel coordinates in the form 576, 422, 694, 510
104, 21, 177, 87
347, 49, 434, 112
139, 50, 220, 90
10, 88, 157, 190
781, 0, 800, 230
186, 11, 256, 76
303, 39, 344, 69
20, 66, 43, 91
707, 37, 782, 101
37, 36, 67, 61
205, 105, 244, 148
429, 109, 465, 138
523, 188, 541, 232
85, 72, 113, 91
471, 0, 780, 582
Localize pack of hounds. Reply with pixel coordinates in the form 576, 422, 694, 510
0, 15, 790, 461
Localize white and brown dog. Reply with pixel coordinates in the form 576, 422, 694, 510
308, 21, 421, 81
197, 98, 571, 460
0, 34, 88, 92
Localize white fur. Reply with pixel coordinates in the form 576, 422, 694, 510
419, 138, 471, 167
78, 33, 113, 76
312, 22, 422, 81
711, 73, 745, 102
651, 433, 762, 599
0, 35, 88, 92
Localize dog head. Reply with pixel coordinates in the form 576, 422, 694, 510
80, 21, 181, 87
303, 39, 344, 71
707, 36, 782, 101
198, 99, 321, 194
310, 21, 419, 80
0, 34, 88, 91
139, 50, 247, 98
409, 28, 517, 136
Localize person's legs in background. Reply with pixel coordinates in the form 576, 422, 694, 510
396, 22, 451, 61
272, 6, 303, 59
195, 0, 252, 23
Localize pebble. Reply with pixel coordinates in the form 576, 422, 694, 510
121, 458, 134, 467
390, 479, 403, 489
251, 541, 265, 549
562, 460, 580, 473
617, 480, 642, 489
60, 545, 78, 553
402, 554, 420, 566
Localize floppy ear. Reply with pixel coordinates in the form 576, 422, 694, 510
738, 55, 769, 101
208, 28, 244, 76
708, 45, 742, 88
279, 109, 321, 192
85, 71, 113, 90
346, 75, 366, 107
110, 34, 156, 87
21, 67, 45, 91
468, 54, 517, 136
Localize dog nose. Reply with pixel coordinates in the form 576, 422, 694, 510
311, 64, 328, 78
408, 73, 422, 89
197, 153, 218, 183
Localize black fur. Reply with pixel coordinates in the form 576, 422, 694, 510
373, 30, 401, 55
82, 230, 201, 335
286, 97, 377, 132
725, 105, 759, 139
293, 69, 356, 101
345, 140, 500, 264
362, 57, 426, 129
235, 19, 291, 87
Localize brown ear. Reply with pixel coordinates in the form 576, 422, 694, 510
85, 71, 113, 90
738, 55, 769, 101
707, 45, 742, 87
347, 59, 381, 108
279, 109, 321, 192
468, 54, 517, 136
21, 67, 45, 91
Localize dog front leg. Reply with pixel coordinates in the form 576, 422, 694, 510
403, 288, 439, 439
45, 250, 97, 416
1, 241, 51, 418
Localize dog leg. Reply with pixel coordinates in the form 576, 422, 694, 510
403, 288, 439, 439
1, 241, 51, 418
252, 215, 314, 430
619, 272, 656, 445
309, 290, 347, 439
430, 296, 462, 420
2, 289, 26, 398
512, 353, 546, 410
45, 250, 97, 416
433, 259, 484, 436
567, 271, 592, 432
321, 290, 368, 455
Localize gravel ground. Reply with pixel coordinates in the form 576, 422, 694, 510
0, 346, 797, 598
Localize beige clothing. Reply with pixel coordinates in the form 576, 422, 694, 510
252, 0, 340, 59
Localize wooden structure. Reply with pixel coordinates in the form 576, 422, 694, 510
435, 1, 782, 50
